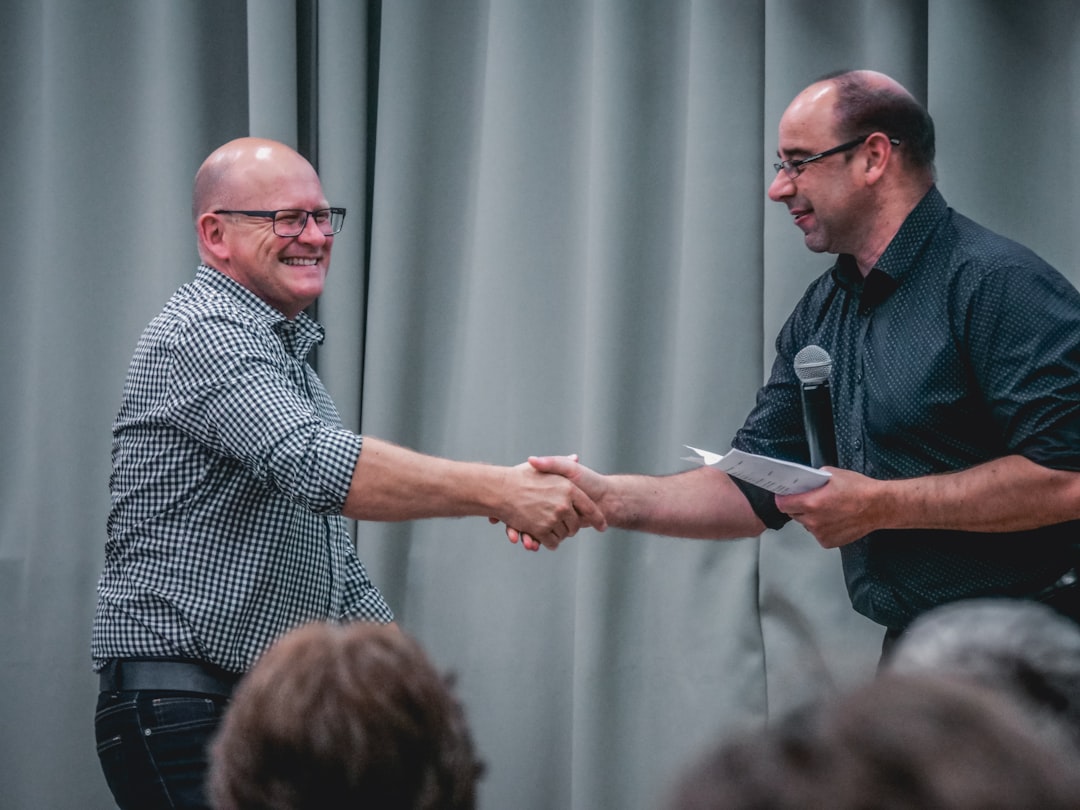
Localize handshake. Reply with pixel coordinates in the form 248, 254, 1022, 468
491, 454, 608, 552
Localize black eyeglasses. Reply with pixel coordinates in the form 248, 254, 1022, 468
213, 207, 346, 237
773, 135, 900, 180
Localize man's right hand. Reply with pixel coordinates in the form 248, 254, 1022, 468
495, 457, 606, 551
500, 455, 609, 551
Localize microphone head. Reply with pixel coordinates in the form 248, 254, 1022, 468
794, 345, 832, 384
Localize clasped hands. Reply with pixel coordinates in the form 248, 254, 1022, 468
490, 454, 604, 551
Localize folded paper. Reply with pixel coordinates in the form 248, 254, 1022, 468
682, 445, 831, 495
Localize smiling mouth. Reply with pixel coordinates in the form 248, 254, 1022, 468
282, 257, 320, 266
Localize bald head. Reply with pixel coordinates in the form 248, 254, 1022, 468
769, 69, 936, 269
809, 69, 936, 177
844, 69, 911, 95
191, 137, 334, 318
192, 137, 321, 223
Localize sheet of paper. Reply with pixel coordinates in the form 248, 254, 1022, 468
682, 445, 831, 495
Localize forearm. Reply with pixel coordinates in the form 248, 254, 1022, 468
602, 466, 766, 540
343, 438, 605, 547
343, 437, 507, 522
874, 454, 1080, 533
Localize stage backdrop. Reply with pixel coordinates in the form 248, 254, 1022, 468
3, 1, 1078, 808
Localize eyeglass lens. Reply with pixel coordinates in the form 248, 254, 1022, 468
274, 209, 343, 237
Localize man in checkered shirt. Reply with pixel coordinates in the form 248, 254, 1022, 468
91, 137, 606, 810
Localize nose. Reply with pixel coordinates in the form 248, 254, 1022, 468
296, 213, 329, 243
768, 169, 795, 202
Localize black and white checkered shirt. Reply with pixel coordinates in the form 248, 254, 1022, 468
92, 265, 393, 674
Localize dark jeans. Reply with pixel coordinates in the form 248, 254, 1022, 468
95, 689, 229, 809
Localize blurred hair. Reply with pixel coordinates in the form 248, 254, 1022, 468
667, 672, 1080, 810
887, 597, 1080, 752
209, 622, 484, 810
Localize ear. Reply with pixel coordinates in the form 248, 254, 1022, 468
196, 212, 230, 262
862, 132, 895, 186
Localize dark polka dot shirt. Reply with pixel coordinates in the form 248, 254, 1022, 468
733, 187, 1080, 632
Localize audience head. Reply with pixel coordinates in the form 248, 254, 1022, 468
886, 597, 1080, 752
666, 672, 1080, 810
209, 621, 484, 810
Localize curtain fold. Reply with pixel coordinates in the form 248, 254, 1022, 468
3, 2, 1079, 808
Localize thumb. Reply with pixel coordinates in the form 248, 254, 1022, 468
528, 453, 580, 475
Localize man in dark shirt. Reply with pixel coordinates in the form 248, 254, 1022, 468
518, 69, 1080, 643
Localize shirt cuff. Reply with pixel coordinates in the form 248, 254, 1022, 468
730, 477, 790, 530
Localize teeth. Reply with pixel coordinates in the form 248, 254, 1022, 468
283, 258, 318, 266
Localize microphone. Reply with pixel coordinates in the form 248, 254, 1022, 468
793, 345, 837, 468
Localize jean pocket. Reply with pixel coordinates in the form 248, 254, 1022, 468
95, 698, 137, 809
95, 693, 138, 743
141, 696, 228, 803
149, 695, 225, 733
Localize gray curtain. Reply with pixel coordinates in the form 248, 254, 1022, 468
3, 1, 1079, 808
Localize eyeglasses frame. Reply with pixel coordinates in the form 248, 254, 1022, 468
213, 207, 347, 237
773, 134, 901, 180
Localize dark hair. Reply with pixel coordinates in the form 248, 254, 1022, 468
824, 70, 936, 172
209, 622, 484, 810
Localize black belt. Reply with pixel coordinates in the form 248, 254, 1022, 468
99, 659, 241, 697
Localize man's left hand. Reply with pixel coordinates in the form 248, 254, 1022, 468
775, 468, 888, 548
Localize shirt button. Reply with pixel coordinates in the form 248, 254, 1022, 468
854, 439, 863, 450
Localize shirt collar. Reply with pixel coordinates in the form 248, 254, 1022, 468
831, 185, 948, 301
196, 264, 325, 359
874, 185, 948, 281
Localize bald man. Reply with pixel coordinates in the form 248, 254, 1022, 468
521, 69, 1080, 647
92, 138, 604, 809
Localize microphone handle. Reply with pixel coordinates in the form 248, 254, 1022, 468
801, 382, 838, 468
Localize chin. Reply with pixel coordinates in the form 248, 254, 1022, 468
286, 286, 324, 314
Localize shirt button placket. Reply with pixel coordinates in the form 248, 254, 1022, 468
850, 318, 870, 470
